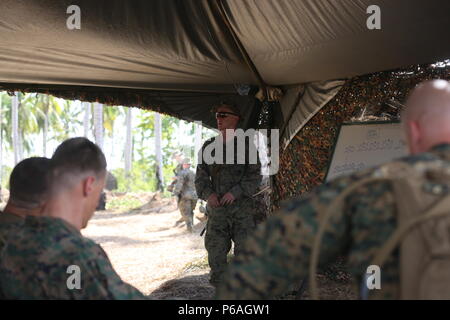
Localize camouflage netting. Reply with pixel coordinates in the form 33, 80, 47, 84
273, 61, 450, 208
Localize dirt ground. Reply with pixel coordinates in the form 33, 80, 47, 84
82, 194, 356, 300
82, 196, 214, 298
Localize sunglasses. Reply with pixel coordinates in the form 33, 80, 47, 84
215, 112, 238, 119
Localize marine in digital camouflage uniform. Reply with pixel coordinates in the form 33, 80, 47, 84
172, 158, 198, 232
0, 216, 146, 299
0, 211, 23, 252
195, 102, 261, 287
0, 157, 51, 253
167, 162, 183, 193
217, 80, 450, 300
0, 138, 148, 299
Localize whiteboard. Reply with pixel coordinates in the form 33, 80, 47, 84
325, 122, 408, 181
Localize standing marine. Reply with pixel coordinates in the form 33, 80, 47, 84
217, 80, 450, 300
195, 101, 261, 288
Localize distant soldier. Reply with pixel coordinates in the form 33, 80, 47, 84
217, 80, 450, 300
167, 153, 183, 193
195, 101, 261, 288
0, 137, 147, 299
96, 171, 118, 211
172, 158, 198, 232
105, 171, 118, 191
0, 157, 51, 252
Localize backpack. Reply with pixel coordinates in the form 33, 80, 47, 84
309, 161, 450, 299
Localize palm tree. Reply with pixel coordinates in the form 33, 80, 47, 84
93, 102, 104, 150
51, 100, 82, 144
11, 92, 20, 164
104, 106, 123, 158
194, 121, 203, 166
154, 112, 164, 191
124, 107, 133, 189
0, 93, 3, 186
32, 94, 62, 157
83, 102, 91, 138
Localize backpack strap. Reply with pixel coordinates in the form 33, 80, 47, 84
309, 175, 392, 299
309, 160, 450, 299
370, 180, 450, 299
372, 193, 450, 259
309, 162, 413, 300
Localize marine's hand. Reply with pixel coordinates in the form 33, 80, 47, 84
207, 193, 220, 208
220, 192, 235, 206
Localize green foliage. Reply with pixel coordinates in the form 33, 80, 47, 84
103, 106, 124, 137
182, 255, 209, 272
182, 253, 233, 273
1, 165, 12, 189
0, 91, 215, 194
111, 160, 157, 192
105, 194, 144, 211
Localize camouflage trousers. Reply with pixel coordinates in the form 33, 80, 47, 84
178, 198, 197, 232
204, 198, 256, 287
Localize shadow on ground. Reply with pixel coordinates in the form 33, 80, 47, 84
87, 235, 164, 246
148, 271, 215, 300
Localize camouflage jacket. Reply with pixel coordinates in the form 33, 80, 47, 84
0, 216, 147, 300
0, 211, 24, 251
167, 164, 184, 193
195, 135, 262, 201
217, 144, 450, 300
173, 163, 183, 176
173, 168, 198, 200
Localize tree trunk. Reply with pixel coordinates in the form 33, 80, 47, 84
83, 102, 91, 138
154, 112, 164, 192
43, 95, 49, 157
43, 114, 48, 157
124, 108, 133, 190
0, 94, 3, 186
12, 92, 20, 164
194, 121, 202, 166
93, 102, 104, 150
110, 129, 115, 159
18, 129, 24, 161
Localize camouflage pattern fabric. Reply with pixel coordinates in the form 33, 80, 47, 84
217, 144, 450, 300
0, 212, 24, 255
173, 163, 183, 176
0, 212, 24, 298
195, 136, 261, 201
196, 135, 261, 286
173, 168, 198, 201
0, 216, 147, 299
205, 199, 256, 285
178, 198, 196, 231
173, 168, 198, 231
167, 163, 183, 193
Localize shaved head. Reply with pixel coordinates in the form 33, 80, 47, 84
402, 80, 450, 154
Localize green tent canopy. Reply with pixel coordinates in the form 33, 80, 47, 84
0, 0, 449, 131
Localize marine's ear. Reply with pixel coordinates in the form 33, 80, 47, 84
81, 176, 96, 197
407, 120, 421, 154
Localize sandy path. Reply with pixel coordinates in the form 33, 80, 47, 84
82, 207, 208, 295
81, 203, 355, 300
